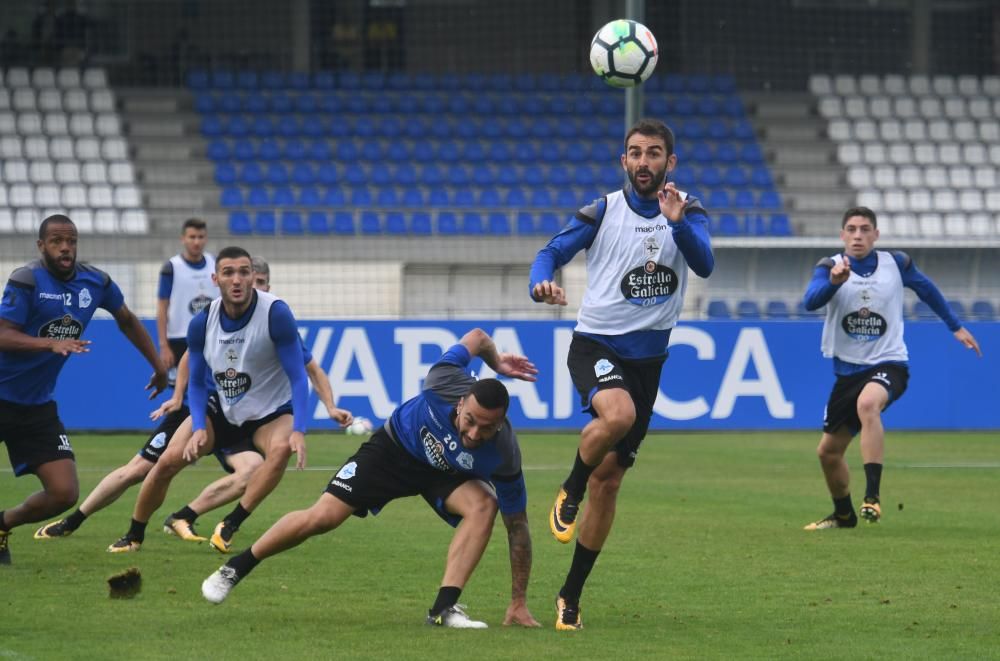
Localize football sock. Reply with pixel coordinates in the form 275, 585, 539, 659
560, 541, 601, 605
128, 518, 147, 542
227, 548, 260, 576
224, 503, 251, 530
172, 505, 199, 523
63, 509, 87, 531
429, 586, 462, 616
563, 451, 596, 500
863, 463, 882, 500
0, 510, 8, 532
833, 494, 855, 519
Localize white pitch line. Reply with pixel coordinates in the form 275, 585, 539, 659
897, 463, 1000, 469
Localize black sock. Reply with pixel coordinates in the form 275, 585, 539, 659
429, 586, 462, 616
128, 518, 148, 542
863, 463, 882, 500
0, 510, 8, 532
559, 541, 601, 605
224, 503, 251, 530
172, 505, 199, 523
563, 451, 596, 500
227, 548, 261, 576
833, 494, 855, 519
63, 509, 87, 532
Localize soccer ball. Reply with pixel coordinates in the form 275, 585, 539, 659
346, 417, 373, 435
589, 19, 658, 88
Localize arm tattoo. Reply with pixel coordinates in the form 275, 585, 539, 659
502, 511, 532, 601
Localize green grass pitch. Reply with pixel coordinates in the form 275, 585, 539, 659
2, 431, 998, 659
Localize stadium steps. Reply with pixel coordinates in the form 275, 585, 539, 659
746, 91, 852, 236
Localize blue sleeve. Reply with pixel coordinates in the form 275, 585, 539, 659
493, 472, 527, 515
0, 283, 33, 326
186, 310, 210, 431
299, 335, 313, 365
528, 216, 598, 300
99, 278, 126, 314
670, 212, 714, 278
269, 301, 309, 433
435, 343, 471, 369
803, 264, 842, 310
895, 254, 961, 331
157, 272, 173, 300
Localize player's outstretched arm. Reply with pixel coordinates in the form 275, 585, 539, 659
151, 350, 189, 420
0, 318, 91, 355
459, 328, 539, 382
305, 359, 352, 426
500, 510, 540, 627
112, 304, 168, 398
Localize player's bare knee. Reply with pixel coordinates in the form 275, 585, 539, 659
47, 483, 78, 511
589, 472, 623, 500
856, 397, 882, 421
267, 440, 292, 463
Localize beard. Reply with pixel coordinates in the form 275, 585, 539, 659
43, 252, 75, 277
627, 166, 667, 197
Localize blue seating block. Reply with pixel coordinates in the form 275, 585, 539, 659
255, 211, 276, 234
307, 211, 329, 234
281, 211, 304, 235
228, 211, 252, 235
706, 300, 731, 319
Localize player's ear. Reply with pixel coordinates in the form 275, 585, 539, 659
666, 152, 677, 172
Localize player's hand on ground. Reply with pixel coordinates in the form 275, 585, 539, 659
289, 431, 307, 469
502, 601, 541, 628
50, 338, 90, 356
146, 369, 169, 399
328, 408, 353, 427
183, 429, 208, 462
150, 397, 183, 421
954, 327, 983, 357
829, 255, 851, 285
495, 353, 539, 382
532, 280, 567, 306
658, 182, 688, 222
159, 344, 175, 369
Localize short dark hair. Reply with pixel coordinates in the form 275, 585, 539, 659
625, 118, 675, 156
215, 246, 252, 268
182, 218, 207, 233
38, 214, 76, 240
841, 206, 878, 229
467, 379, 510, 414
251, 256, 270, 276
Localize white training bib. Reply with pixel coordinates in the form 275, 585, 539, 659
821, 250, 908, 364
166, 253, 218, 339
576, 190, 688, 335
203, 291, 291, 425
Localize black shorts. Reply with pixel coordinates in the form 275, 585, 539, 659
137, 406, 190, 463
0, 399, 73, 477
567, 334, 666, 468
207, 394, 292, 454
823, 363, 910, 436
325, 427, 475, 528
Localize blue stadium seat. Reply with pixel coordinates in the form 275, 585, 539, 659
266, 163, 289, 185
421, 164, 445, 186
706, 300, 731, 319
280, 211, 304, 235
717, 213, 743, 236
913, 301, 936, 320
297, 186, 321, 206
231, 139, 255, 161
215, 164, 237, 185
673, 168, 697, 188
187, 70, 210, 89
236, 71, 258, 90
384, 212, 407, 235
246, 186, 269, 207
201, 116, 224, 137
770, 213, 792, 236
795, 302, 823, 319
270, 94, 293, 113
747, 214, 768, 236
323, 187, 346, 207
245, 93, 268, 114
287, 71, 310, 90
313, 71, 335, 90
351, 187, 373, 206
437, 211, 459, 235
344, 165, 367, 186
707, 190, 730, 209
706, 119, 729, 140
401, 188, 424, 206
226, 116, 250, 137
462, 212, 485, 234
317, 164, 339, 186
516, 212, 535, 235
272, 186, 295, 206
673, 97, 696, 116
291, 163, 316, 185
211, 71, 234, 89
765, 300, 791, 319
733, 190, 756, 208
724, 166, 749, 188
335, 142, 358, 165
731, 121, 756, 140
251, 116, 275, 137
530, 189, 553, 208
947, 300, 967, 319
741, 143, 765, 164
228, 211, 252, 235
505, 188, 527, 207
295, 94, 318, 114
332, 211, 354, 234
537, 212, 561, 235
255, 211, 276, 234
239, 163, 264, 185
359, 211, 381, 235
306, 211, 328, 234
478, 188, 502, 208
699, 166, 723, 187
447, 165, 470, 186
750, 166, 773, 187
260, 71, 285, 90
714, 142, 740, 164
971, 300, 996, 320
428, 188, 450, 206
555, 189, 578, 208
220, 187, 243, 207
410, 211, 432, 235
257, 139, 280, 161
453, 189, 475, 207
301, 116, 325, 138
377, 188, 400, 207
309, 140, 332, 161
206, 140, 229, 161
758, 190, 781, 209
487, 212, 511, 235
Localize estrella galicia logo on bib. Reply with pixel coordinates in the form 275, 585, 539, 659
620, 262, 678, 306
419, 426, 453, 473
214, 368, 252, 404
38, 314, 83, 340
189, 294, 213, 315
841, 308, 887, 342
